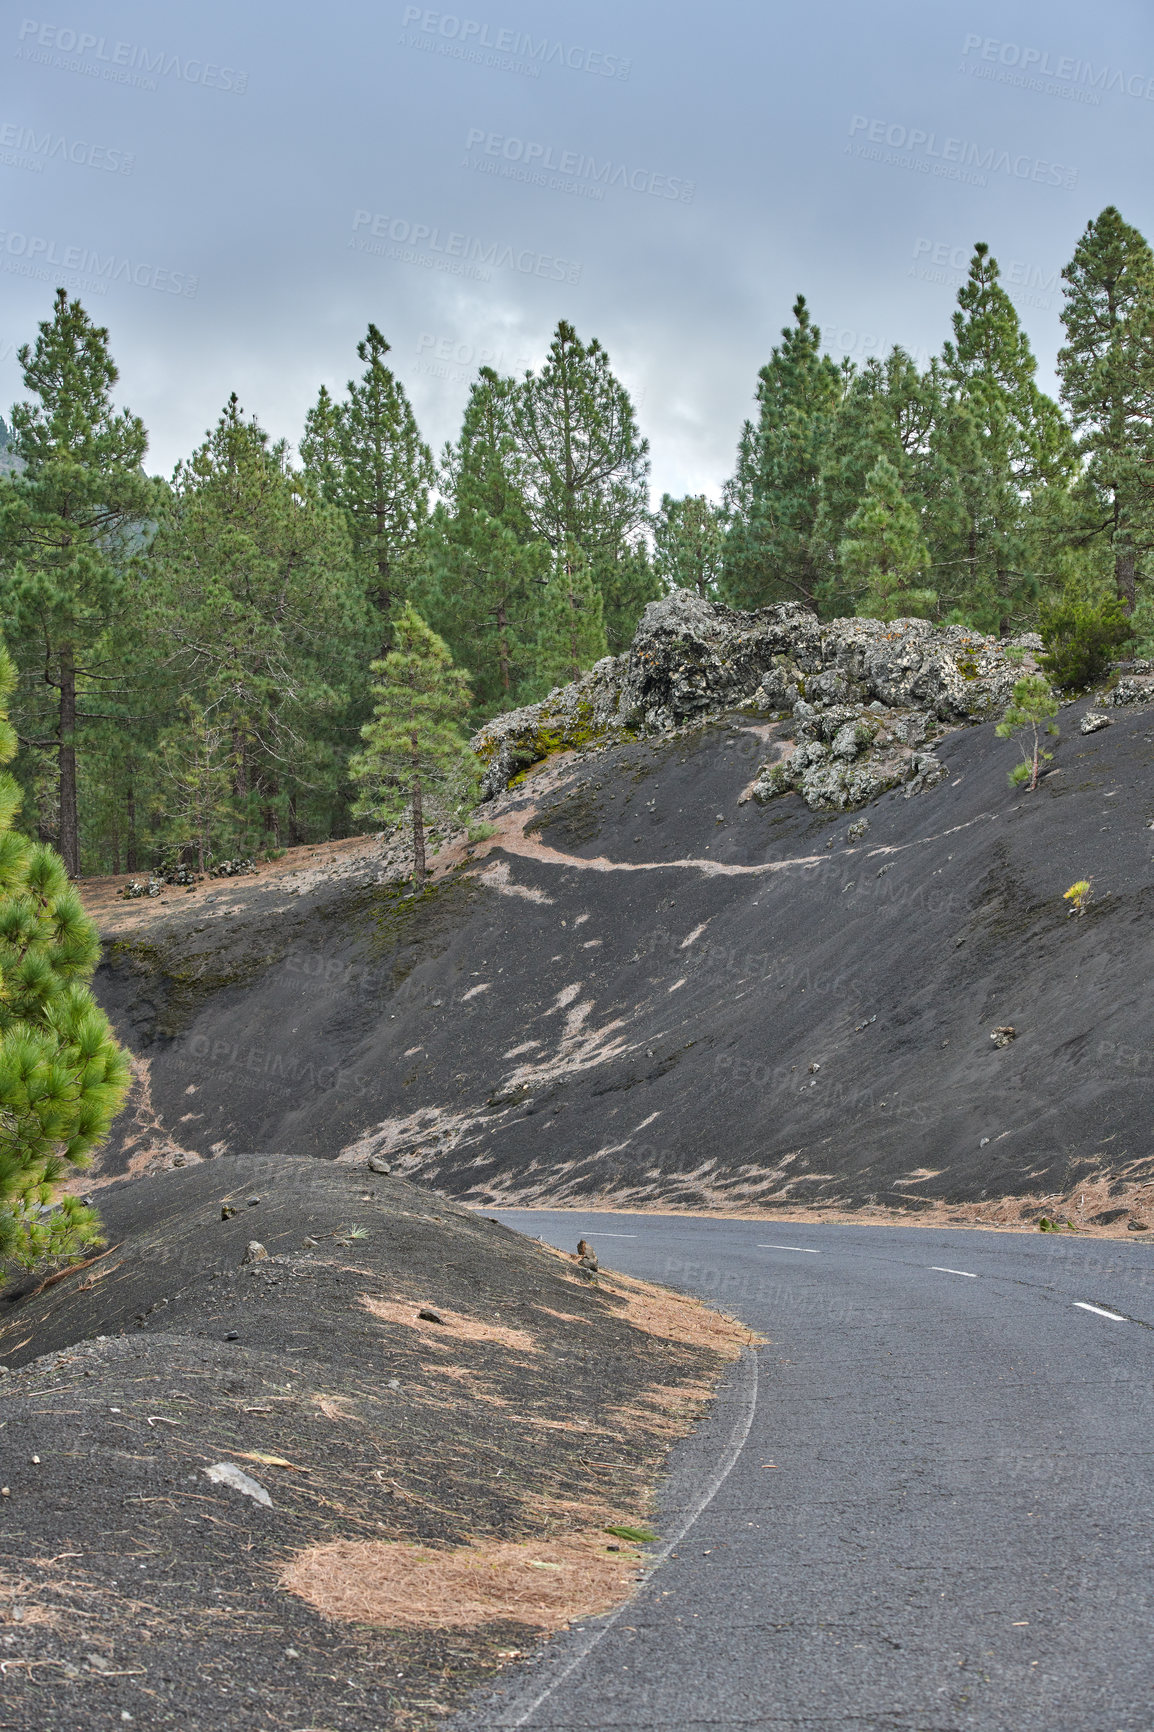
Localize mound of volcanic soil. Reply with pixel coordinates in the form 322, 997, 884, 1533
80, 599, 1154, 1225
0, 1155, 743, 1730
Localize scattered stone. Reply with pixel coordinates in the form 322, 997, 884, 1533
1128, 1220, 1149, 1232
1101, 662, 1154, 707
846, 817, 870, 842
242, 1241, 268, 1264
221, 1204, 237, 1220
246, 1196, 261, 1207
367, 1156, 392, 1174
302, 1236, 319, 1248
1080, 711, 1111, 734
86, 1653, 113, 1673
223, 1331, 239, 1341
991, 1026, 1017, 1048
204, 1461, 272, 1506
418, 1308, 446, 1324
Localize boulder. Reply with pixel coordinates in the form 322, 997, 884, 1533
473, 593, 1040, 801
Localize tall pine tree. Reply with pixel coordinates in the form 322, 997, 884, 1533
150, 396, 372, 855
512, 321, 654, 650
530, 542, 608, 696
1057, 206, 1154, 612
653, 494, 726, 598
721, 295, 844, 610
301, 325, 434, 638
0, 291, 153, 875
838, 456, 937, 621
418, 368, 548, 714
938, 244, 1073, 632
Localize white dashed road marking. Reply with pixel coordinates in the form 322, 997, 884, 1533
932, 1267, 978, 1278
759, 1244, 820, 1254
1074, 1302, 1126, 1321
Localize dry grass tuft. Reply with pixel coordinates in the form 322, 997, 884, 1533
280, 1534, 642, 1632
598, 1270, 755, 1360
359, 1295, 539, 1353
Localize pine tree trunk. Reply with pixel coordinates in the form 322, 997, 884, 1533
1115, 546, 1137, 613
125, 784, 138, 873
233, 730, 248, 799
58, 643, 79, 876
497, 600, 510, 694
411, 772, 426, 886
288, 791, 302, 847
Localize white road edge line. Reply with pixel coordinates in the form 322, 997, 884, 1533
758, 1244, 821, 1254
594, 1233, 639, 1239
489, 1346, 760, 1729
931, 1267, 978, 1278
1074, 1301, 1127, 1321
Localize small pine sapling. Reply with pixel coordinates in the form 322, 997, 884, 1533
348, 604, 477, 886
996, 675, 1059, 791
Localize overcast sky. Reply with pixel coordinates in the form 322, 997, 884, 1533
3, 0, 1153, 499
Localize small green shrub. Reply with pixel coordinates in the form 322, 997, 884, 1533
467, 820, 497, 843
604, 1523, 657, 1543
1039, 591, 1132, 690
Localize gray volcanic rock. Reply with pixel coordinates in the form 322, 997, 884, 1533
474, 592, 1040, 799
1098, 660, 1154, 708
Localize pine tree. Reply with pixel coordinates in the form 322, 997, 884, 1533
721, 295, 844, 610
653, 494, 726, 598
0, 632, 129, 1267
150, 396, 372, 855
1057, 207, 1154, 611
157, 697, 233, 872
812, 348, 941, 616
417, 369, 548, 714
838, 457, 937, 621
349, 604, 476, 885
0, 291, 153, 875
939, 245, 1074, 632
512, 321, 651, 647
530, 543, 608, 695
301, 326, 434, 636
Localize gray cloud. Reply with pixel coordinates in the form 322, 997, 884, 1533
3, 0, 1152, 497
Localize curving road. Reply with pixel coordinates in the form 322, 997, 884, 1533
459, 1213, 1154, 1732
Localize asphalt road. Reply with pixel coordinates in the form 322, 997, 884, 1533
458, 1213, 1154, 1732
